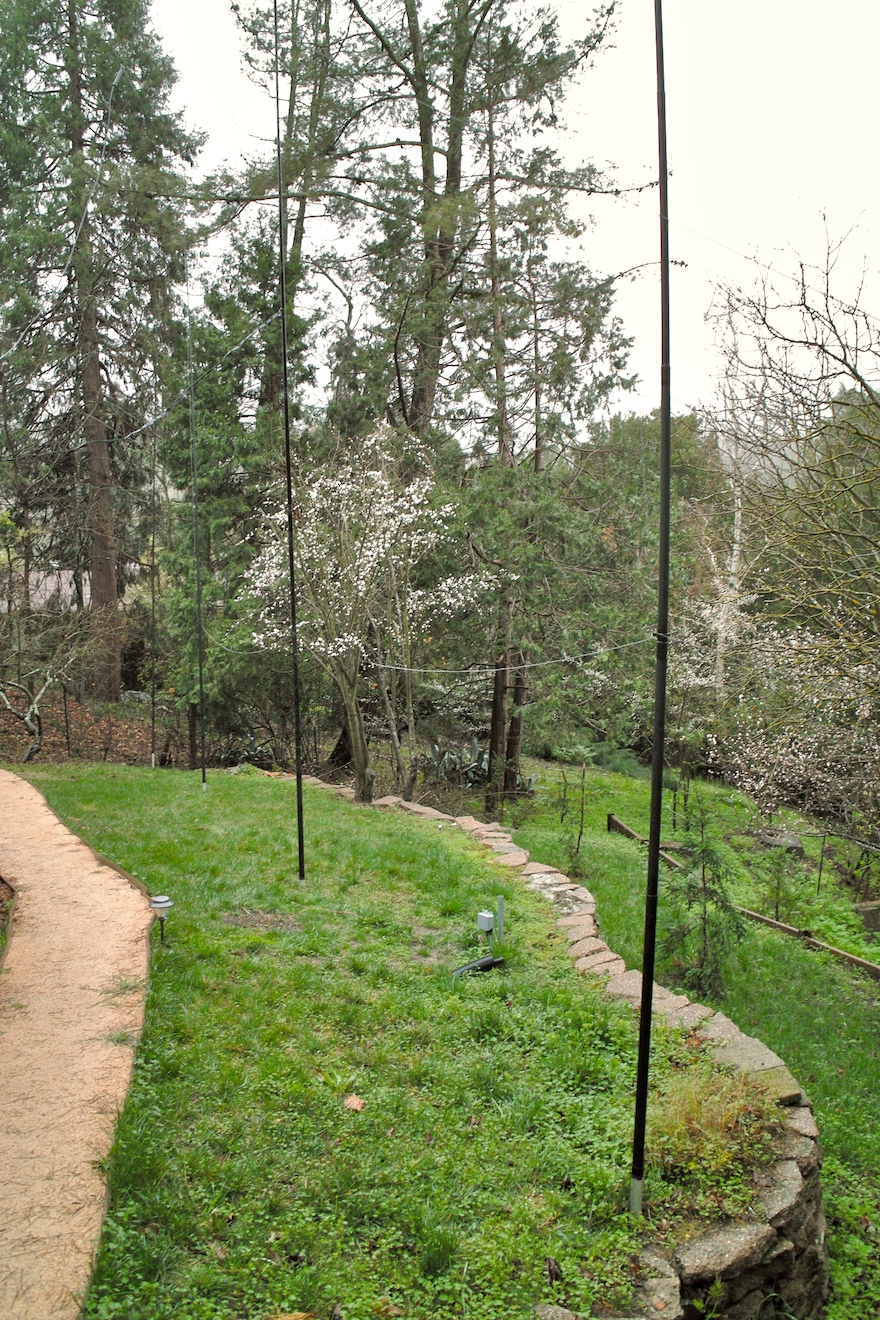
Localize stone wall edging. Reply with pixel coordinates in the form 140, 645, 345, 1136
302, 778, 829, 1319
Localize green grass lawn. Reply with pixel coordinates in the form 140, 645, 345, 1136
22, 765, 660, 1320
18, 760, 872, 1319
499, 761, 880, 1320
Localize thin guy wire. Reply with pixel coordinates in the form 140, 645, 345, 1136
201, 629, 656, 670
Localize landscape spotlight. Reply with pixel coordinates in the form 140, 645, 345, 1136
150, 894, 174, 942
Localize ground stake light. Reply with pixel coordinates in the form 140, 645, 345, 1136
150, 895, 174, 942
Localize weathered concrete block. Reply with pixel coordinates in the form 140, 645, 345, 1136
574, 952, 625, 978
711, 1031, 785, 1075
633, 1250, 683, 1319
399, 801, 452, 819
758, 1160, 804, 1228
603, 968, 645, 1001
492, 848, 529, 867
724, 1289, 767, 1320
566, 937, 606, 959
775, 1131, 819, 1175
455, 816, 483, 831
662, 1001, 714, 1030
755, 1065, 806, 1106
786, 1107, 819, 1140
697, 1011, 742, 1043
567, 930, 602, 958
564, 921, 600, 943
676, 1223, 776, 1284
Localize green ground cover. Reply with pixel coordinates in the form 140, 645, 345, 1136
17, 761, 870, 1318
499, 762, 880, 1320
19, 765, 663, 1320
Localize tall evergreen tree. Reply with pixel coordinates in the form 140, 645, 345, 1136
0, 0, 197, 699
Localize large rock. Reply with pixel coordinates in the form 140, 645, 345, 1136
756, 828, 804, 857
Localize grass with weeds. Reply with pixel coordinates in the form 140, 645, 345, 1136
23, 764, 661, 1320
492, 758, 880, 1320
646, 1065, 783, 1221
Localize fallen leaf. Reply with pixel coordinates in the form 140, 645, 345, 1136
469, 1115, 479, 1127
424, 1131, 432, 1144
386, 1127, 395, 1136
344, 1094, 365, 1112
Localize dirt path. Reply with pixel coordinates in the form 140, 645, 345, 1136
0, 769, 151, 1320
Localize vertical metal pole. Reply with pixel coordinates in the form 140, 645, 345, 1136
630, 0, 672, 1217
62, 684, 72, 756
150, 384, 158, 770
274, 0, 306, 879
185, 259, 208, 792
816, 835, 826, 896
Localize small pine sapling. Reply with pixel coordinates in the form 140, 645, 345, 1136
755, 846, 806, 925
659, 797, 744, 998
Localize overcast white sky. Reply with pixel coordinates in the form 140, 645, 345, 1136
151, 0, 880, 416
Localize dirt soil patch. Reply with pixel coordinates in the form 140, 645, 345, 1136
0, 769, 151, 1319
222, 908, 300, 932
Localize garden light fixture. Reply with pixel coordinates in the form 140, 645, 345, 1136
150, 894, 174, 942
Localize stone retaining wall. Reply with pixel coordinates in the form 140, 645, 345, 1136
303, 778, 830, 1319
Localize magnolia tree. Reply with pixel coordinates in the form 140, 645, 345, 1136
249, 427, 494, 801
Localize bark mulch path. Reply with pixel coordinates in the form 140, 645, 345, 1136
0, 769, 151, 1319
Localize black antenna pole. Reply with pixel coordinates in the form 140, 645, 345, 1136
630, 0, 672, 1216
150, 374, 158, 769
273, 0, 306, 880
185, 256, 208, 793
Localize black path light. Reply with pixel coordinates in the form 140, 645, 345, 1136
272, 0, 307, 881
150, 894, 174, 942
629, 0, 673, 1216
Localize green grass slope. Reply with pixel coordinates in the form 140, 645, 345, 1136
22, 765, 652, 1320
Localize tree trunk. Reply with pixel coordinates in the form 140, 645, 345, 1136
67, 0, 120, 701
341, 689, 374, 802
502, 661, 526, 799
529, 257, 544, 473
486, 596, 514, 813
485, 657, 508, 814
329, 716, 353, 767
486, 36, 513, 466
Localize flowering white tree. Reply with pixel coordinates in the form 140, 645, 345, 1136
249, 426, 494, 801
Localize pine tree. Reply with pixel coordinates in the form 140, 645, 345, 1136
0, 0, 197, 699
